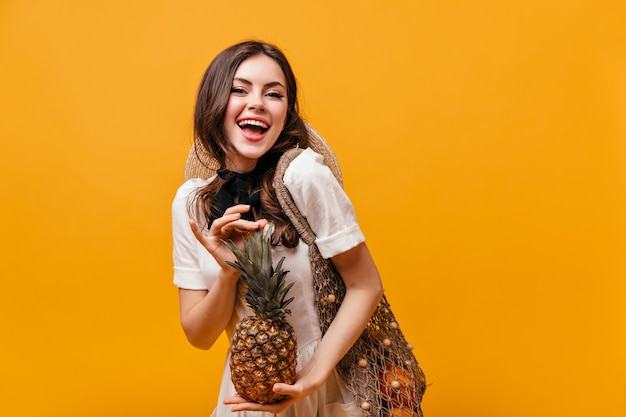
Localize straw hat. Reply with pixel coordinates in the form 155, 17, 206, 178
184, 122, 343, 185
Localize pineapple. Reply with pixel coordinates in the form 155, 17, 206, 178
223, 223, 298, 404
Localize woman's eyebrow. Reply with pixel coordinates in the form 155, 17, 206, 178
232, 77, 251, 85
233, 77, 285, 89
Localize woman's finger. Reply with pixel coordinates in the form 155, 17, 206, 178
223, 204, 252, 216
221, 219, 261, 235
188, 219, 206, 242
271, 382, 301, 396
225, 397, 295, 414
209, 213, 242, 234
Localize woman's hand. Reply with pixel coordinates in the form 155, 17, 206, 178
224, 373, 320, 414
189, 204, 267, 270
179, 205, 268, 350
223, 393, 298, 414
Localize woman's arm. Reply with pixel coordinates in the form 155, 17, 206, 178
178, 271, 238, 350
226, 241, 383, 413
296, 242, 383, 386
178, 205, 265, 350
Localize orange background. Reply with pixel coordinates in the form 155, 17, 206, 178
1, 1, 625, 416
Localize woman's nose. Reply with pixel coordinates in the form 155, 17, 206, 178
247, 93, 265, 111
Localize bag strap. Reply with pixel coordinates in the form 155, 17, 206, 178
273, 148, 316, 247
273, 147, 347, 335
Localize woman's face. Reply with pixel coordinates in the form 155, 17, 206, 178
224, 54, 288, 172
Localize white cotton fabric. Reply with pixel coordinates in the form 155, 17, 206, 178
172, 148, 365, 417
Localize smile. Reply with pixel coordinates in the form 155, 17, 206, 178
237, 119, 269, 133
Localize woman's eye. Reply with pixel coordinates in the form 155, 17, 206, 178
231, 87, 246, 94
267, 92, 284, 99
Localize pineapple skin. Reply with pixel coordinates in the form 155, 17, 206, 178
230, 316, 297, 404
224, 224, 298, 404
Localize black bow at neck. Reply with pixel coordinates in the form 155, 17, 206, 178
207, 153, 280, 229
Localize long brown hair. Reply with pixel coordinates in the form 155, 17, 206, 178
190, 40, 310, 247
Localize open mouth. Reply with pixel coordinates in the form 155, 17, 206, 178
237, 119, 269, 136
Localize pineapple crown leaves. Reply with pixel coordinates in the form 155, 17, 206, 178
223, 223, 295, 320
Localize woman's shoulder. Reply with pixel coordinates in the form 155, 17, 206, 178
172, 177, 214, 214
289, 147, 325, 167
283, 148, 338, 186
174, 177, 212, 199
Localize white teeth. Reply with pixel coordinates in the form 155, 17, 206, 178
238, 119, 268, 129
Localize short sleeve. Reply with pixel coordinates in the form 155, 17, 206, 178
283, 148, 365, 259
172, 178, 213, 289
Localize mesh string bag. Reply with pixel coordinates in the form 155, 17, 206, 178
273, 147, 426, 417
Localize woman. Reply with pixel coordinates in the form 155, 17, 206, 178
172, 40, 384, 416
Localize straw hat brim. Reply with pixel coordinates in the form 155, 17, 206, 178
184, 122, 343, 185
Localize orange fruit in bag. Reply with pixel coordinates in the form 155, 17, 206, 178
379, 365, 415, 407
384, 406, 414, 417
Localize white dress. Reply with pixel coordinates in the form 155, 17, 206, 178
172, 149, 365, 417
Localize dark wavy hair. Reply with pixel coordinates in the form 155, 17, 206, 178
190, 40, 310, 247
